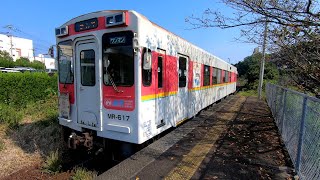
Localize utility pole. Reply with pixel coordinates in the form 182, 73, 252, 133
258, 19, 268, 100
4, 25, 14, 58
9, 35, 13, 56
32, 48, 36, 61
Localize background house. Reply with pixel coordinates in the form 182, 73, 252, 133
0, 34, 34, 61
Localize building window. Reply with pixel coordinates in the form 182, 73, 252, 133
203, 65, 210, 86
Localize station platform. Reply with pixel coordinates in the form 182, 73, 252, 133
97, 95, 295, 180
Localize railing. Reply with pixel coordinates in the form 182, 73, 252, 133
266, 83, 320, 180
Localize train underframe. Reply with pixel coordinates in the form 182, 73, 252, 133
61, 126, 162, 161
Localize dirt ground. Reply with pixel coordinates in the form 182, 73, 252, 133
0, 95, 295, 179
197, 96, 295, 179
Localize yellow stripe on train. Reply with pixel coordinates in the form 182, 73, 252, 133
141, 82, 236, 101
141, 91, 178, 101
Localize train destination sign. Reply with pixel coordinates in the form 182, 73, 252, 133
75, 18, 98, 32
109, 37, 126, 45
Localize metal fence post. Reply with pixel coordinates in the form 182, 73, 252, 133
274, 86, 277, 117
280, 89, 287, 134
295, 96, 308, 174
271, 84, 275, 113
266, 83, 269, 106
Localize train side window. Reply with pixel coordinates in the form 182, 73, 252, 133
229, 72, 232, 82
158, 56, 163, 88
225, 70, 229, 83
221, 70, 225, 83
80, 49, 95, 86
142, 48, 152, 86
203, 65, 210, 86
217, 69, 221, 84
212, 67, 217, 84
178, 56, 187, 87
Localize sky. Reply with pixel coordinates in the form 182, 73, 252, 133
0, 0, 257, 64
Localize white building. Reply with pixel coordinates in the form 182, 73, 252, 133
0, 34, 34, 61
35, 54, 56, 69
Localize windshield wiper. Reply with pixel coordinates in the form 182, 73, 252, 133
107, 70, 123, 93
63, 69, 70, 89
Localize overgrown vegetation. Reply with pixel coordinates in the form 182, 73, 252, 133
188, 0, 320, 95
0, 73, 57, 108
0, 104, 23, 128
0, 72, 57, 127
234, 52, 279, 92
0, 50, 45, 69
0, 39, 64, 178
0, 91, 60, 177
72, 167, 97, 180
42, 150, 62, 174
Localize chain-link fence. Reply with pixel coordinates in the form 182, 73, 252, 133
266, 83, 320, 180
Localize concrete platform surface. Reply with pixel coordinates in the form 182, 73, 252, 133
97, 95, 295, 180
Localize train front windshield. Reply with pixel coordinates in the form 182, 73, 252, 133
58, 40, 73, 84
102, 31, 134, 87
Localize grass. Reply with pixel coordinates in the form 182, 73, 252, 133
0, 95, 58, 128
72, 167, 97, 180
4, 95, 61, 156
0, 95, 62, 177
237, 89, 267, 100
0, 140, 4, 151
42, 150, 62, 174
0, 103, 23, 128
21, 95, 58, 124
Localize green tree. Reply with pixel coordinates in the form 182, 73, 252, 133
235, 53, 279, 90
14, 58, 46, 70
15, 57, 31, 67
187, 0, 320, 94
0, 50, 14, 68
31, 60, 46, 70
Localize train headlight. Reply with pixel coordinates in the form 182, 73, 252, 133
106, 12, 126, 27
55, 26, 69, 37
133, 32, 139, 53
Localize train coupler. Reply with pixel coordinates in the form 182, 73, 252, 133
68, 132, 93, 150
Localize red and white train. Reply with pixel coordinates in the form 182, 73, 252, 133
56, 10, 237, 156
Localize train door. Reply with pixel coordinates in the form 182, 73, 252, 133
75, 38, 101, 130
155, 50, 166, 128
176, 55, 188, 124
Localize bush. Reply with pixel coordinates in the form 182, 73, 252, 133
15, 57, 30, 67
15, 58, 46, 70
0, 73, 58, 108
0, 50, 14, 67
42, 149, 62, 174
72, 167, 97, 180
0, 50, 46, 70
0, 103, 22, 128
235, 53, 279, 90
30, 60, 46, 70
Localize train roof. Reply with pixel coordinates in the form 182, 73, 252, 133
59, 10, 236, 71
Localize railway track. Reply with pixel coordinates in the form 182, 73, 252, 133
60, 95, 235, 175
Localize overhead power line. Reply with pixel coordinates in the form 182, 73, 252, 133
2, 24, 54, 55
